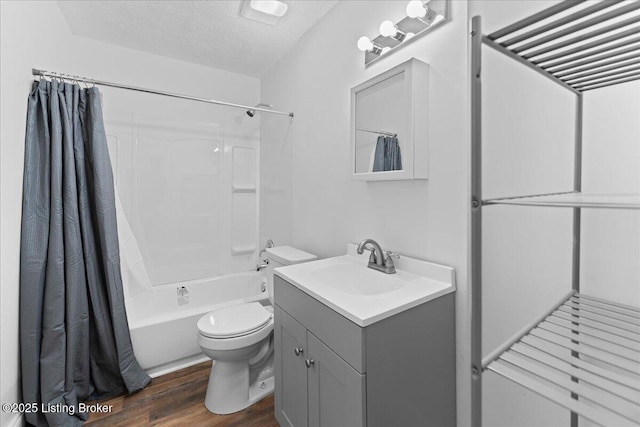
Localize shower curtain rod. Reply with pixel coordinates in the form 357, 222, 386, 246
32, 68, 294, 118
356, 127, 397, 137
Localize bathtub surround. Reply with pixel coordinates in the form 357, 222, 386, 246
20, 81, 150, 426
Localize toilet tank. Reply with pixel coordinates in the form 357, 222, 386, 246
264, 246, 317, 304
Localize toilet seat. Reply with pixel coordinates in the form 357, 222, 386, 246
198, 302, 272, 339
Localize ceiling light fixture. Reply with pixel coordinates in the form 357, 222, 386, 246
240, 0, 288, 26
251, 0, 288, 17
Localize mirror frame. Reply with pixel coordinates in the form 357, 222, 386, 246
350, 58, 429, 181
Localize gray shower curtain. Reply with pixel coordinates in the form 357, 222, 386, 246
20, 80, 150, 426
372, 135, 402, 172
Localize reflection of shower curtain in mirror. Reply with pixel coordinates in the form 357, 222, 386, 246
372, 135, 402, 172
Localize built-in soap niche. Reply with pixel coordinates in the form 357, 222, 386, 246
350, 58, 429, 181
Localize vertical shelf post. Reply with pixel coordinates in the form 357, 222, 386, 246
572, 94, 583, 293
470, 15, 483, 427
570, 91, 584, 427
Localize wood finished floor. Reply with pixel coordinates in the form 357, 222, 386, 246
85, 361, 279, 427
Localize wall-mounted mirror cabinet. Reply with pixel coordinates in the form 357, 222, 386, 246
350, 58, 429, 181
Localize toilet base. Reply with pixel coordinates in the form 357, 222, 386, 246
204, 360, 274, 414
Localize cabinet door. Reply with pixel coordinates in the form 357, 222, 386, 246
275, 306, 309, 427
307, 333, 366, 427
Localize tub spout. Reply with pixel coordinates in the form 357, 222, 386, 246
256, 260, 269, 271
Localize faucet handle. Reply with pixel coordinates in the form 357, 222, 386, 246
384, 251, 400, 267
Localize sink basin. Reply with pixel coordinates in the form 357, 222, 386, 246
274, 244, 456, 327
311, 262, 404, 296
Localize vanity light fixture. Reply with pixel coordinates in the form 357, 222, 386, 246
380, 20, 406, 41
357, 36, 382, 55
356, 0, 449, 66
406, 0, 438, 25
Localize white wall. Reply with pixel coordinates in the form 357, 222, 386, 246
261, 1, 471, 424
0, 2, 259, 426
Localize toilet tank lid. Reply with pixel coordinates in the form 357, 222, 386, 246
266, 246, 317, 265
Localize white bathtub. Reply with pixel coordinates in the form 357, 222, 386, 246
125, 271, 269, 377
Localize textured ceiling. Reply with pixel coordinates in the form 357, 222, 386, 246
56, 1, 339, 77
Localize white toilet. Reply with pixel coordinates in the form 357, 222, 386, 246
197, 246, 317, 414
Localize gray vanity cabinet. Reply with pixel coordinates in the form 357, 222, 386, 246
307, 333, 365, 427
274, 274, 456, 427
276, 308, 309, 427
275, 307, 365, 427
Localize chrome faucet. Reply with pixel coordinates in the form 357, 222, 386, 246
356, 239, 399, 274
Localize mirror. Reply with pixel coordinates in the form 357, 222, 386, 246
350, 58, 429, 181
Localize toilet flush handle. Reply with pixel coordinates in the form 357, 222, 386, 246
294, 347, 304, 356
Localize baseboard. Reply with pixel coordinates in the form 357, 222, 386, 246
146, 354, 209, 378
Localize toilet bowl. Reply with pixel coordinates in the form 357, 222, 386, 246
197, 245, 317, 414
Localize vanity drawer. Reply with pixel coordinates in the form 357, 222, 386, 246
274, 274, 365, 373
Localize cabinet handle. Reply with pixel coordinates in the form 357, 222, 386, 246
305, 359, 315, 368
294, 347, 304, 356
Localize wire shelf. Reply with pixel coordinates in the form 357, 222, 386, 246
483, 192, 640, 209
485, 0, 640, 93
483, 292, 640, 427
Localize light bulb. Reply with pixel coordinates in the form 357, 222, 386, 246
406, 0, 426, 19
357, 36, 373, 52
380, 20, 398, 38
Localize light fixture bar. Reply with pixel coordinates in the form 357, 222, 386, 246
358, 0, 449, 66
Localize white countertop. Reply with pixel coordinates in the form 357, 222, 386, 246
274, 244, 456, 327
